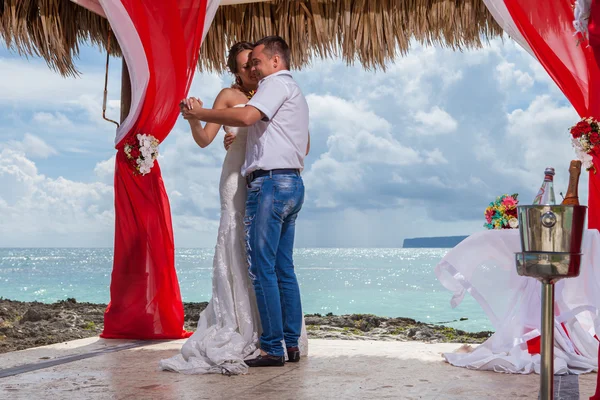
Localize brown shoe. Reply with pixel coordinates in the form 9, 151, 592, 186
245, 354, 285, 367
286, 346, 300, 362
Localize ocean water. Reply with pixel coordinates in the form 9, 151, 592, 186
0, 248, 491, 332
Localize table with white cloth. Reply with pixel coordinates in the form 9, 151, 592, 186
435, 229, 600, 375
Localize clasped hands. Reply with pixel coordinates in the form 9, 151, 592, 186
180, 97, 236, 150
179, 97, 204, 120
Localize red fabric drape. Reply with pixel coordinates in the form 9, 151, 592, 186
101, 0, 208, 339
504, 0, 600, 230
589, 3, 600, 235
587, 6, 600, 397
502, 1, 600, 397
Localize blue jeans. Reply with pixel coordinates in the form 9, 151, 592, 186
244, 171, 304, 356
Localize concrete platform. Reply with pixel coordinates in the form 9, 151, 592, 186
0, 338, 597, 399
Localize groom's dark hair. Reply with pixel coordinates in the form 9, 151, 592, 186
255, 36, 291, 69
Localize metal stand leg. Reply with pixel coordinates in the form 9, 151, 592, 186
540, 282, 554, 400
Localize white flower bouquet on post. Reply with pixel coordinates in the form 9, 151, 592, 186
123, 133, 160, 175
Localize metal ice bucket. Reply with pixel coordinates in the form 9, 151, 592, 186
515, 205, 587, 282
514, 204, 587, 400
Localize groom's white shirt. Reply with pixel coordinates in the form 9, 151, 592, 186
242, 70, 309, 177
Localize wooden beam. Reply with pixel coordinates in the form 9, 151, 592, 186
120, 59, 132, 124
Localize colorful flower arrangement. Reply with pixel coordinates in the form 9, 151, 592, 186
123, 133, 159, 175
484, 194, 519, 230
569, 117, 598, 171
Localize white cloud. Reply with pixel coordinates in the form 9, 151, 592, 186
94, 155, 116, 184
159, 127, 224, 216
72, 94, 122, 128
505, 95, 581, 190
424, 176, 449, 188
308, 94, 420, 164
326, 129, 421, 165
424, 148, 448, 165
0, 147, 42, 204
469, 93, 584, 207
0, 148, 114, 246
33, 112, 73, 128
188, 73, 226, 102
65, 147, 91, 154
307, 94, 392, 133
0, 58, 119, 105
8, 133, 58, 159
495, 61, 534, 91
414, 107, 458, 134
303, 155, 364, 208
391, 173, 409, 184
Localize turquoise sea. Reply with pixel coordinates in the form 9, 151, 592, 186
0, 248, 491, 332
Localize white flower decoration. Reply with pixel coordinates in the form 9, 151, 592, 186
571, 137, 594, 171
573, 0, 592, 39
124, 133, 159, 176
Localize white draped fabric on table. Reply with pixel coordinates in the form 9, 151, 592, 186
435, 229, 600, 375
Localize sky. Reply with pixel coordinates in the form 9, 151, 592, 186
0, 36, 583, 248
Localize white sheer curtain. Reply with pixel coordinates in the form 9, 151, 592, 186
436, 229, 600, 374
482, 0, 536, 58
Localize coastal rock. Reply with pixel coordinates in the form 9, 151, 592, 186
388, 317, 419, 326
55, 298, 78, 308
0, 305, 19, 321
21, 308, 51, 323
349, 314, 385, 331
414, 327, 435, 341
369, 328, 388, 335
330, 317, 355, 328
304, 316, 327, 325
468, 330, 492, 339
182, 302, 208, 325
0, 299, 493, 354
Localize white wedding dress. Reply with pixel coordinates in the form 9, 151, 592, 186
159, 108, 308, 375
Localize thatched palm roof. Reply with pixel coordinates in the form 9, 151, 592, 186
0, 0, 502, 77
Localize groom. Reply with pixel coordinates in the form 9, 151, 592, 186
184, 36, 309, 367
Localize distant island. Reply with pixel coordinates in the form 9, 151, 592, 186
403, 236, 468, 248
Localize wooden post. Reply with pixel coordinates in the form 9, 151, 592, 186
120, 59, 132, 124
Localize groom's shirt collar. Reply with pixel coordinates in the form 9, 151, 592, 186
258, 70, 292, 86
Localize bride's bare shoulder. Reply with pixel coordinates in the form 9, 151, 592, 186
219, 87, 238, 95
218, 87, 247, 106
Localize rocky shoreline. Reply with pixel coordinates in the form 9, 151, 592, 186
0, 298, 492, 353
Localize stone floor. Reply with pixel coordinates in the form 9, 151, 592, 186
0, 338, 596, 399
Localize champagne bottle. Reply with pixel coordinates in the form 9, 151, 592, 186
561, 160, 582, 206
532, 167, 556, 205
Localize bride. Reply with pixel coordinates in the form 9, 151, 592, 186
159, 42, 308, 375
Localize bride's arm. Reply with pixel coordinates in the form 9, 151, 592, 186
187, 89, 232, 148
